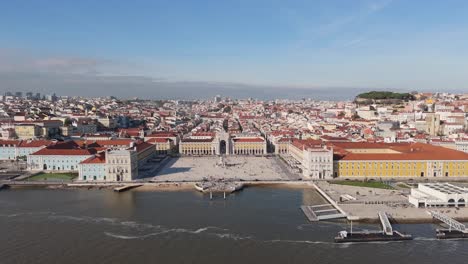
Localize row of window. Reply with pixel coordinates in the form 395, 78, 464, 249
109, 159, 129, 164
338, 171, 466, 177
82, 176, 106, 180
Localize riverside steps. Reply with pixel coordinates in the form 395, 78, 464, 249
301, 204, 345, 221
301, 205, 318, 221
301, 182, 347, 221
113, 184, 142, 192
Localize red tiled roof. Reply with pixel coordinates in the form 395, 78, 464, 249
146, 132, 177, 138
80, 152, 106, 164
330, 142, 392, 149
291, 138, 323, 150
31, 148, 97, 156
131, 142, 154, 153
333, 142, 468, 161
233, 137, 265, 143
48, 141, 81, 149
321, 135, 350, 142
18, 140, 55, 148
270, 131, 295, 137
192, 132, 215, 137
92, 139, 133, 146
182, 138, 214, 143
146, 138, 171, 143
0, 140, 21, 146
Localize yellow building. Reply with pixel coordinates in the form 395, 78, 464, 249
147, 138, 175, 154
274, 138, 290, 154
332, 142, 468, 178
179, 138, 216, 155
232, 137, 266, 155
14, 124, 41, 139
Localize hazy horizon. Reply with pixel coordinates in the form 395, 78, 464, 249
2, 0, 468, 99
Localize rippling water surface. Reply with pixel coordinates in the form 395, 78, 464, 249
0, 186, 467, 264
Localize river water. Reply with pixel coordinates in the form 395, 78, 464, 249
0, 186, 466, 264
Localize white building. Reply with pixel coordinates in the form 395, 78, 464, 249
409, 183, 468, 208
27, 148, 96, 171
288, 139, 334, 179
105, 149, 139, 181
455, 139, 468, 153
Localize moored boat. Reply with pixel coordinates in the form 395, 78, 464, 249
436, 229, 468, 239
334, 230, 413, 243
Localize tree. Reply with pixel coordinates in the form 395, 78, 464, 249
64, 118, 73, 126
223, 106, 232, 113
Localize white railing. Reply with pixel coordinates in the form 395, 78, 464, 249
428, 210, 466, 232
378, 211, 393, 235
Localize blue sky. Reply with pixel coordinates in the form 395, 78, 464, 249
1, 0, 468, 98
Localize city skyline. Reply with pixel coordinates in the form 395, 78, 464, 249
2, 0, 468, 98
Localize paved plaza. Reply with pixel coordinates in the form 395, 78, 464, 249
152, 156, 297, 182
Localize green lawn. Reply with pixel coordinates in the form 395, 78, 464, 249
330, 180, 394, 189
29, 172, 78, 181
396, 183, 411, 189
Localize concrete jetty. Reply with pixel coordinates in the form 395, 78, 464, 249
301, 205, 318, 221
113, 184, 142, 192
301, 182, 347, 221
301, 204, 346, 221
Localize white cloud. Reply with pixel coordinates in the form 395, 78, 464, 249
368, 0, 394, 12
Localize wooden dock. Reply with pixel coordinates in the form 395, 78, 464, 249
113, 184, 142, 192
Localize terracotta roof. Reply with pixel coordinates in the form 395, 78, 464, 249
334, 142, 468, 161
330, 142, 392, 149
0, 140, 21, 146
146, 138, 171, 143
18, 140, 55, 148
146, 132, 177, 137
48, 141, 81, 149
182, 138, 214, 143
92, 139, 133, 146
80, 152, 106, 164
233, 137, 265, 143
320, 135, 350, 142
192, 132, 215, 137
291, 138, 323, 150
131, 142, 154, 153
270, 131, 295, 137
31, 148, 97, 156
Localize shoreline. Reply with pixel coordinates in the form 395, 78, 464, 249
4, 180, 468, 224
355, 217, 468, 224
2, 180, 312, 192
